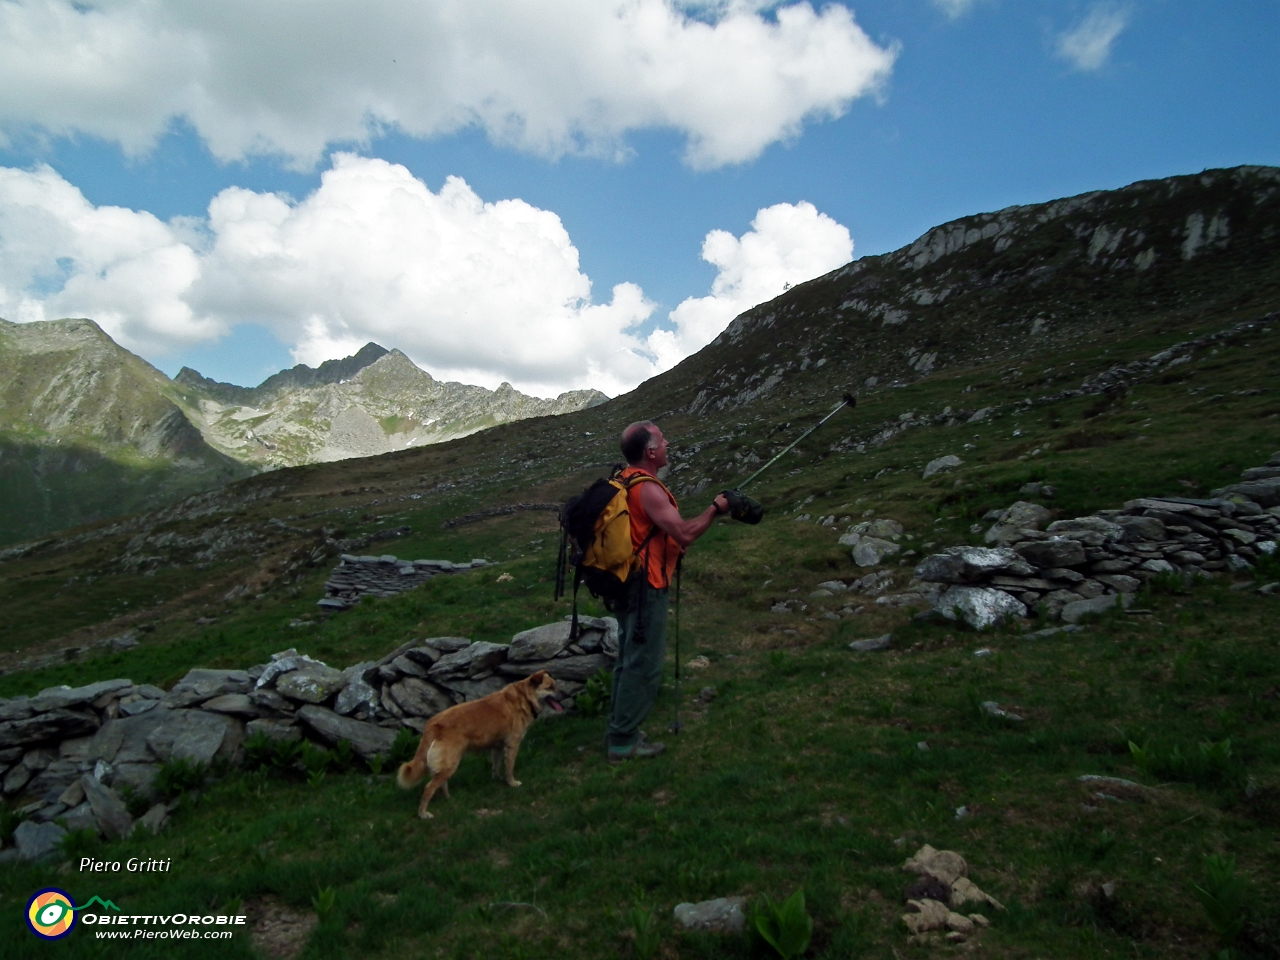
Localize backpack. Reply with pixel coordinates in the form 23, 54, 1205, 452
555, 466, 660, 634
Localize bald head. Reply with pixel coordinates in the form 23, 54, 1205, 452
621, 421, 658, 465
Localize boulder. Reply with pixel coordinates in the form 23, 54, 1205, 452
933, 586, 1027, 630
163, 669, 252, 708
852, 537, 900, 567
112, 763, 160, 794
199, 694, 259, 716
902, 898, 953, 935
295, 705, 397, 760
1045, 517, 1125, 546
915, 546, 1034, 584
13, 820, 66, 861
0, 697, 33, 722
428, 641, 508, 679
1213, 478, 1280, 507
389, 654, 431, 678
137, 803, 169, 836
388, 678, 454, 719
435, 676, 508, 702
1061, 593, 1134, 624
923, 455, 963, 479
1139, 558, 1175, 574
903, 844, 968, 885
1095, 574, 1141, 593
81, 774, 134, 840
24, 759, 83, 800
91, 706, 171, 765
29, 679, 132, 713
145, 710, 242, 765
673, 897, 747, 935
401, 646, 442, 667
849, 634, 894, 652
275, 664, 346, 704
950, 877, 1005, 911
508, 622, 575, 662
0, 708, 100, 749
985, 501, 1052, 544
497, 654, 613, 682
334, 674, 379, 717
421, 637, 472, 654
245, 718, 301, 743
1115, 516, 1166, 541
1015, 538, 1087, 569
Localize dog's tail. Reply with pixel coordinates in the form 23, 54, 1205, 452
396, 734, 433, 789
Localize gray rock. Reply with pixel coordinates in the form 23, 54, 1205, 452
119, 699, 160, 716
0, 697, 33, 722
199, 694, 259, 716
985, 501, 1053, 544
849, 634, 894, 652
809, 588, 834, 598
1015, 537, 1087, 569
497, 654, 612, 682
245, 718, 301, 742
163, 669, 252, 707
13, 819, 66, 861
1115, 516, 1166, 541
25, 760, 83, 800
249, 688, 295, 715
29, 679, 132, 713
1062, 593, 1134, 624
981, 701, 1023, 721
1091, 558, 1135, 573
137, 803, 169, 835
60, 801, 98, 834
1243, 466, 1280, 481
816, 580, 848, 592
434, 676, 508, 702
90, 706, 171, 765
853, 537, 901, 567
1045, 517, 1125, 546
934, 586, 1027, 630
1139, 558, 1176, 574
401, 646, 443, 667
389, 654, 431, 678
296, 705, 397, 760
0, 708, 100, 749
111, 763, 160, 795
428, 641, 508, 679
1213, 478, 1280, 507
334, 674, 379, 716
275, 664, 346, 703
1095, 574, 1141, 593
915, 546, 1034, 584
388, 678, 454, 719
508, 622, 575, 662
673, 897, 747, 935
1075, 580, 1107, 600
81, 774, 133, 840
255, 654, 329, 691
923, 455, 963, 480
58, 779, 85, 807
3, 761, 32, 795
421, 637, 472, 653
146, 710, 241, 765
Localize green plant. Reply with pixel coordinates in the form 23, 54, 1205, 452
390, 728, 419, 765
753, 889, 813, 959
153, 757, 208, 800
332, 739, 355, 769
0, 804, 26, 847
575, 669, 612, 718
367, 754, 385, 775
55, 827, 99, 862
116, 782, 152, 819
312, 885, 338, 922
1129, 738, 1244, 790
307, 768, 326, 788
272, 738, 305, 770
299, 741, 332, 777
626, 906, 660, 960
243, 731, 276, 769
1193, 854, 1249, 948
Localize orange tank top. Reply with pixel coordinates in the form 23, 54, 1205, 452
620, 466, 683, 589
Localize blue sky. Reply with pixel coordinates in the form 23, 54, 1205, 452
0, 1, 1276, 396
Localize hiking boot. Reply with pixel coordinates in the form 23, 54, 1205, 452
607, 740, 666, 764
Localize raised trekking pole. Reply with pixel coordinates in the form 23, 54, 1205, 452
737, 392, 857, 492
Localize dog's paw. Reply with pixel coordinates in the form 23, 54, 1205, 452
418, 810, 434, 820
508, 779, 522, 788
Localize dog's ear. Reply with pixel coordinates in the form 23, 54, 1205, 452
528, 670, 547, 683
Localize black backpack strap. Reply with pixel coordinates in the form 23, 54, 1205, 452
569, 563, 582, 640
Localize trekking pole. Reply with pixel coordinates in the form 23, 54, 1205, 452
670, 559, 683, 735
736, 392, 857, 492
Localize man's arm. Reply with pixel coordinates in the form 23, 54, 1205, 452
640, 482, 729, 548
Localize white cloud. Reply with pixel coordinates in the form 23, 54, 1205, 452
0, 0, 897, 170
1056, 4, 1130, 72
930, 0, 978, 19
645, 201, 852, 372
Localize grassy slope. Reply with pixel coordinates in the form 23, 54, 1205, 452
1, 170, 1279, 958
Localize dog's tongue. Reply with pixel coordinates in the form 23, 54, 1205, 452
549, 699, 564, 713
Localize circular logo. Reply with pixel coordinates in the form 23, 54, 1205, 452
26, 889, 77, 940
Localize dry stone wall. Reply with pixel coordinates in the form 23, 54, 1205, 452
0, 617, 616, 862
318, 553, 491, 611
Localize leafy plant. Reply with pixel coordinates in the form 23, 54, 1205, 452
332, 739, 355, 769
312, 885, 338, 922
390, 728, 419, 765
1193, 854, 1249, 948
153, 757, 208, 800
367, 754, 386, 775
575, 668, 612, 718
753, 889, 813, 959
299, 741, 332, 777
55, 827, 99, 862
626, 905, 661, 960
307, 768, 326, 788
116, 782, 152, 819
1129, 738, 1244, 789
242, 730, 276, 769
272, 738, 305, 770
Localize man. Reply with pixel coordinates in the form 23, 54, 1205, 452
606, 420, 729, 763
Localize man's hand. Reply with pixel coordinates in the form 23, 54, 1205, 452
721, 488, 764, 524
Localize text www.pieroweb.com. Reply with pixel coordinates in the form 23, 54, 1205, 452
85, 914, 244, 939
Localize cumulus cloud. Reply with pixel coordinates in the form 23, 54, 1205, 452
646, 201, 852, 372
0, 0, 897, 170
1056, 4, 1130, 72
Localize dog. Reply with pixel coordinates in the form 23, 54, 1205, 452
396, 670, 562, 819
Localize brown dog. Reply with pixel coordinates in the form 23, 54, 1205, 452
396, 670, 562, 819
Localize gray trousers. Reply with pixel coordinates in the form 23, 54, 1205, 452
606, 581, 669, 749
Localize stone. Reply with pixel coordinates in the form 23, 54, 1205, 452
508, 622, 576, 662
497, 654, 613, 682
28, 679, 132, 713
81, 774, 134, 840
1091, 558, 1135, 573
915, 546, 1034, 584
91, 706, 174, 764
137, 803, 169, 835
389, 654, 430, 678
985, 501, 1053, 543
810, 588, 834, 598
275, 664, 346, 704
25, 760, 82, 800
1116, 516, 1166, 541
923, 455, 963, 479
20, 748, 53, 772
13, 819, 66, 861
1075, 580, 1107, 600
434, 676, 508, 702
1139, 558, 1175, 574
849, 634, 893, 652
58, 779, 85, 807
1045, 517, 1125, 546
250, 688, 295, 715
112, 763, 160, 794
163, 669, 252, 707
428, 641, 508, 678
1095, 574, 1141, 593
0, 697, 33, 722
1015, 537, 1087, 569
3, 762, 32, 795
904, 844, 968, 885
852, 537, 900, 566
981, 701, 1023, 721
200, 694, 259, 716
902, 898, 951, 935
388, 678, 454, 719
673, 897, 747, 935
1243, 466, 1280, 481
934, 587, 1026, 629
245, 718, 301, 742
1212, 478, 1280, 507
401, 646, 442, 667
146, 710, 241, 765
950, 877, 1005, 911
816, 580, 848, 592
334, 674, 379, 717
1062, 593, 1134, 624
421, 636, 472, 653
120, 699, 159, 717
865, 519, 905, 539
296, 705, 397, 760
0, 708, 100, 750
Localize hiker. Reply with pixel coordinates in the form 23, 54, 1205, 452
606, 420, 729, 763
